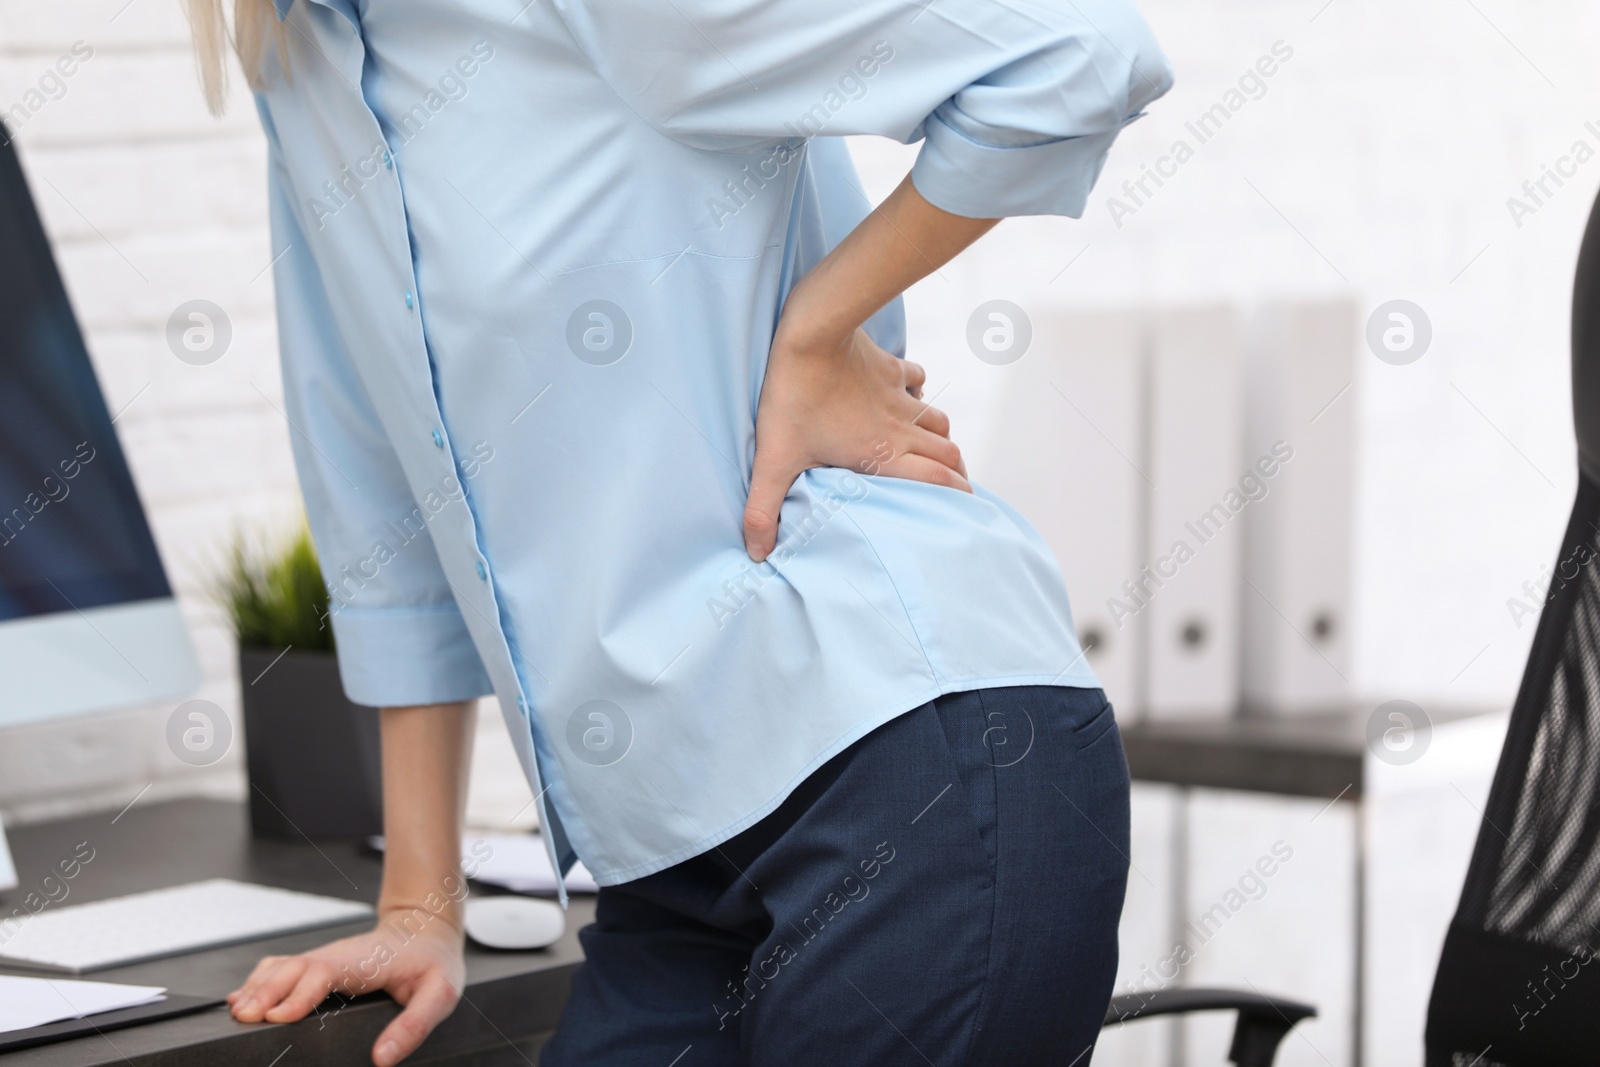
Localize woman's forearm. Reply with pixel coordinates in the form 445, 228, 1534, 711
375, 701, 475, 930
776, 174, 999, 350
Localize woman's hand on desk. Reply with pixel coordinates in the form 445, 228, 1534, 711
230, 699, 475, 1064
226, 906, 465, 1067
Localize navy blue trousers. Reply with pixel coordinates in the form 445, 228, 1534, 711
540, 685, 1130, 1067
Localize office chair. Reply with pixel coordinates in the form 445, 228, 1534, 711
1103, 986, 1317, 1065
1424, 187, 1600, 1065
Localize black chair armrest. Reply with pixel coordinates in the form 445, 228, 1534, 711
1102, 987, 1317, 1067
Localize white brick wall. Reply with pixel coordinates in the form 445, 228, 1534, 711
0, 1, 294, 822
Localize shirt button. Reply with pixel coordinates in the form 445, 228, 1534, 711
431, 429, 443, 448
475, 560, 488, 580
404, 290, 415, 309
383, 151, 394, 170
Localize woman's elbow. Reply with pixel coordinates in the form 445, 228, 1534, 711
1040, 4, 1174, 131
1121, 31, 1175, 116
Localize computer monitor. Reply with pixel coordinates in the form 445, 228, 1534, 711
0, 123, 200, 728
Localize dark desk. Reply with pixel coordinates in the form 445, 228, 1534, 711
0, 799, 592, 1066
1119, 704, 1495, 799
1120, 711, 1366, 799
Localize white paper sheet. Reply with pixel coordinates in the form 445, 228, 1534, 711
0, 976, 166, 1034
464, 833, 599, 895
368, 833, 599, 895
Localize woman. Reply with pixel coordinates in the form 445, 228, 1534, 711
196, 0, 1171, 1062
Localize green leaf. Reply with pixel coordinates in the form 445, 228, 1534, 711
212, 523, 335, 652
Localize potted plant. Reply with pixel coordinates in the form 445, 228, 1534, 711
216, 525, 383, 840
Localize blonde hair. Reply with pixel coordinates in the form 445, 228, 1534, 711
182, 0, 282, 115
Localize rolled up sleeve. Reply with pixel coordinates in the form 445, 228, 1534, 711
551, 0, 1172, 219
259, 100, 494, 708
322, 603, 493, 706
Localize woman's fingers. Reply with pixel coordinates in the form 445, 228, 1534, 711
889, 384, 951, 438
885, 451, 973, 493
744, 444, 803, 562
900, 359, 927, 399
744, 409, 964, 564
227, 924, 465, 1067
898, 423, 964, 476
373, 972, 462, 1067
263, 962, 336, 1023
232, 957, 308, 1022
907, 401, 951, 439
228, 956, 282, 1004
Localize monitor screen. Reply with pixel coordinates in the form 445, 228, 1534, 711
0, 125, 171, 621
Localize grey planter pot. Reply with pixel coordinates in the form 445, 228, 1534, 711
238, 647, 384, 840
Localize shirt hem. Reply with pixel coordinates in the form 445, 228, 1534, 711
590, 668, 1102, 886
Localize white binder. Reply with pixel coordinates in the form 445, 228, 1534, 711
0, 819, 16, 892
1241, 300, 1358, 715
980, 308, 1149, 718
1144, 307, 1244, 720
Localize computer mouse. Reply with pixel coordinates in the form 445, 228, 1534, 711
462, 895, 565, 950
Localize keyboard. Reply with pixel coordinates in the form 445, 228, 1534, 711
0, 879, 373, 973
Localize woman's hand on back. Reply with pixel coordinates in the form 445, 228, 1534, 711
742, 173, 1000, 562
744, 320, 969, 562
227, 906, 465, 1067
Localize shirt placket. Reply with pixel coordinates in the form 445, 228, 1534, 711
292, 0, 572, 904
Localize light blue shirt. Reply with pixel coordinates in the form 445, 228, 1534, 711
254, 0, 1171, 896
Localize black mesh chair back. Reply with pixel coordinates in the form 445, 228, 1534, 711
1425, 188, 1600, 1065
